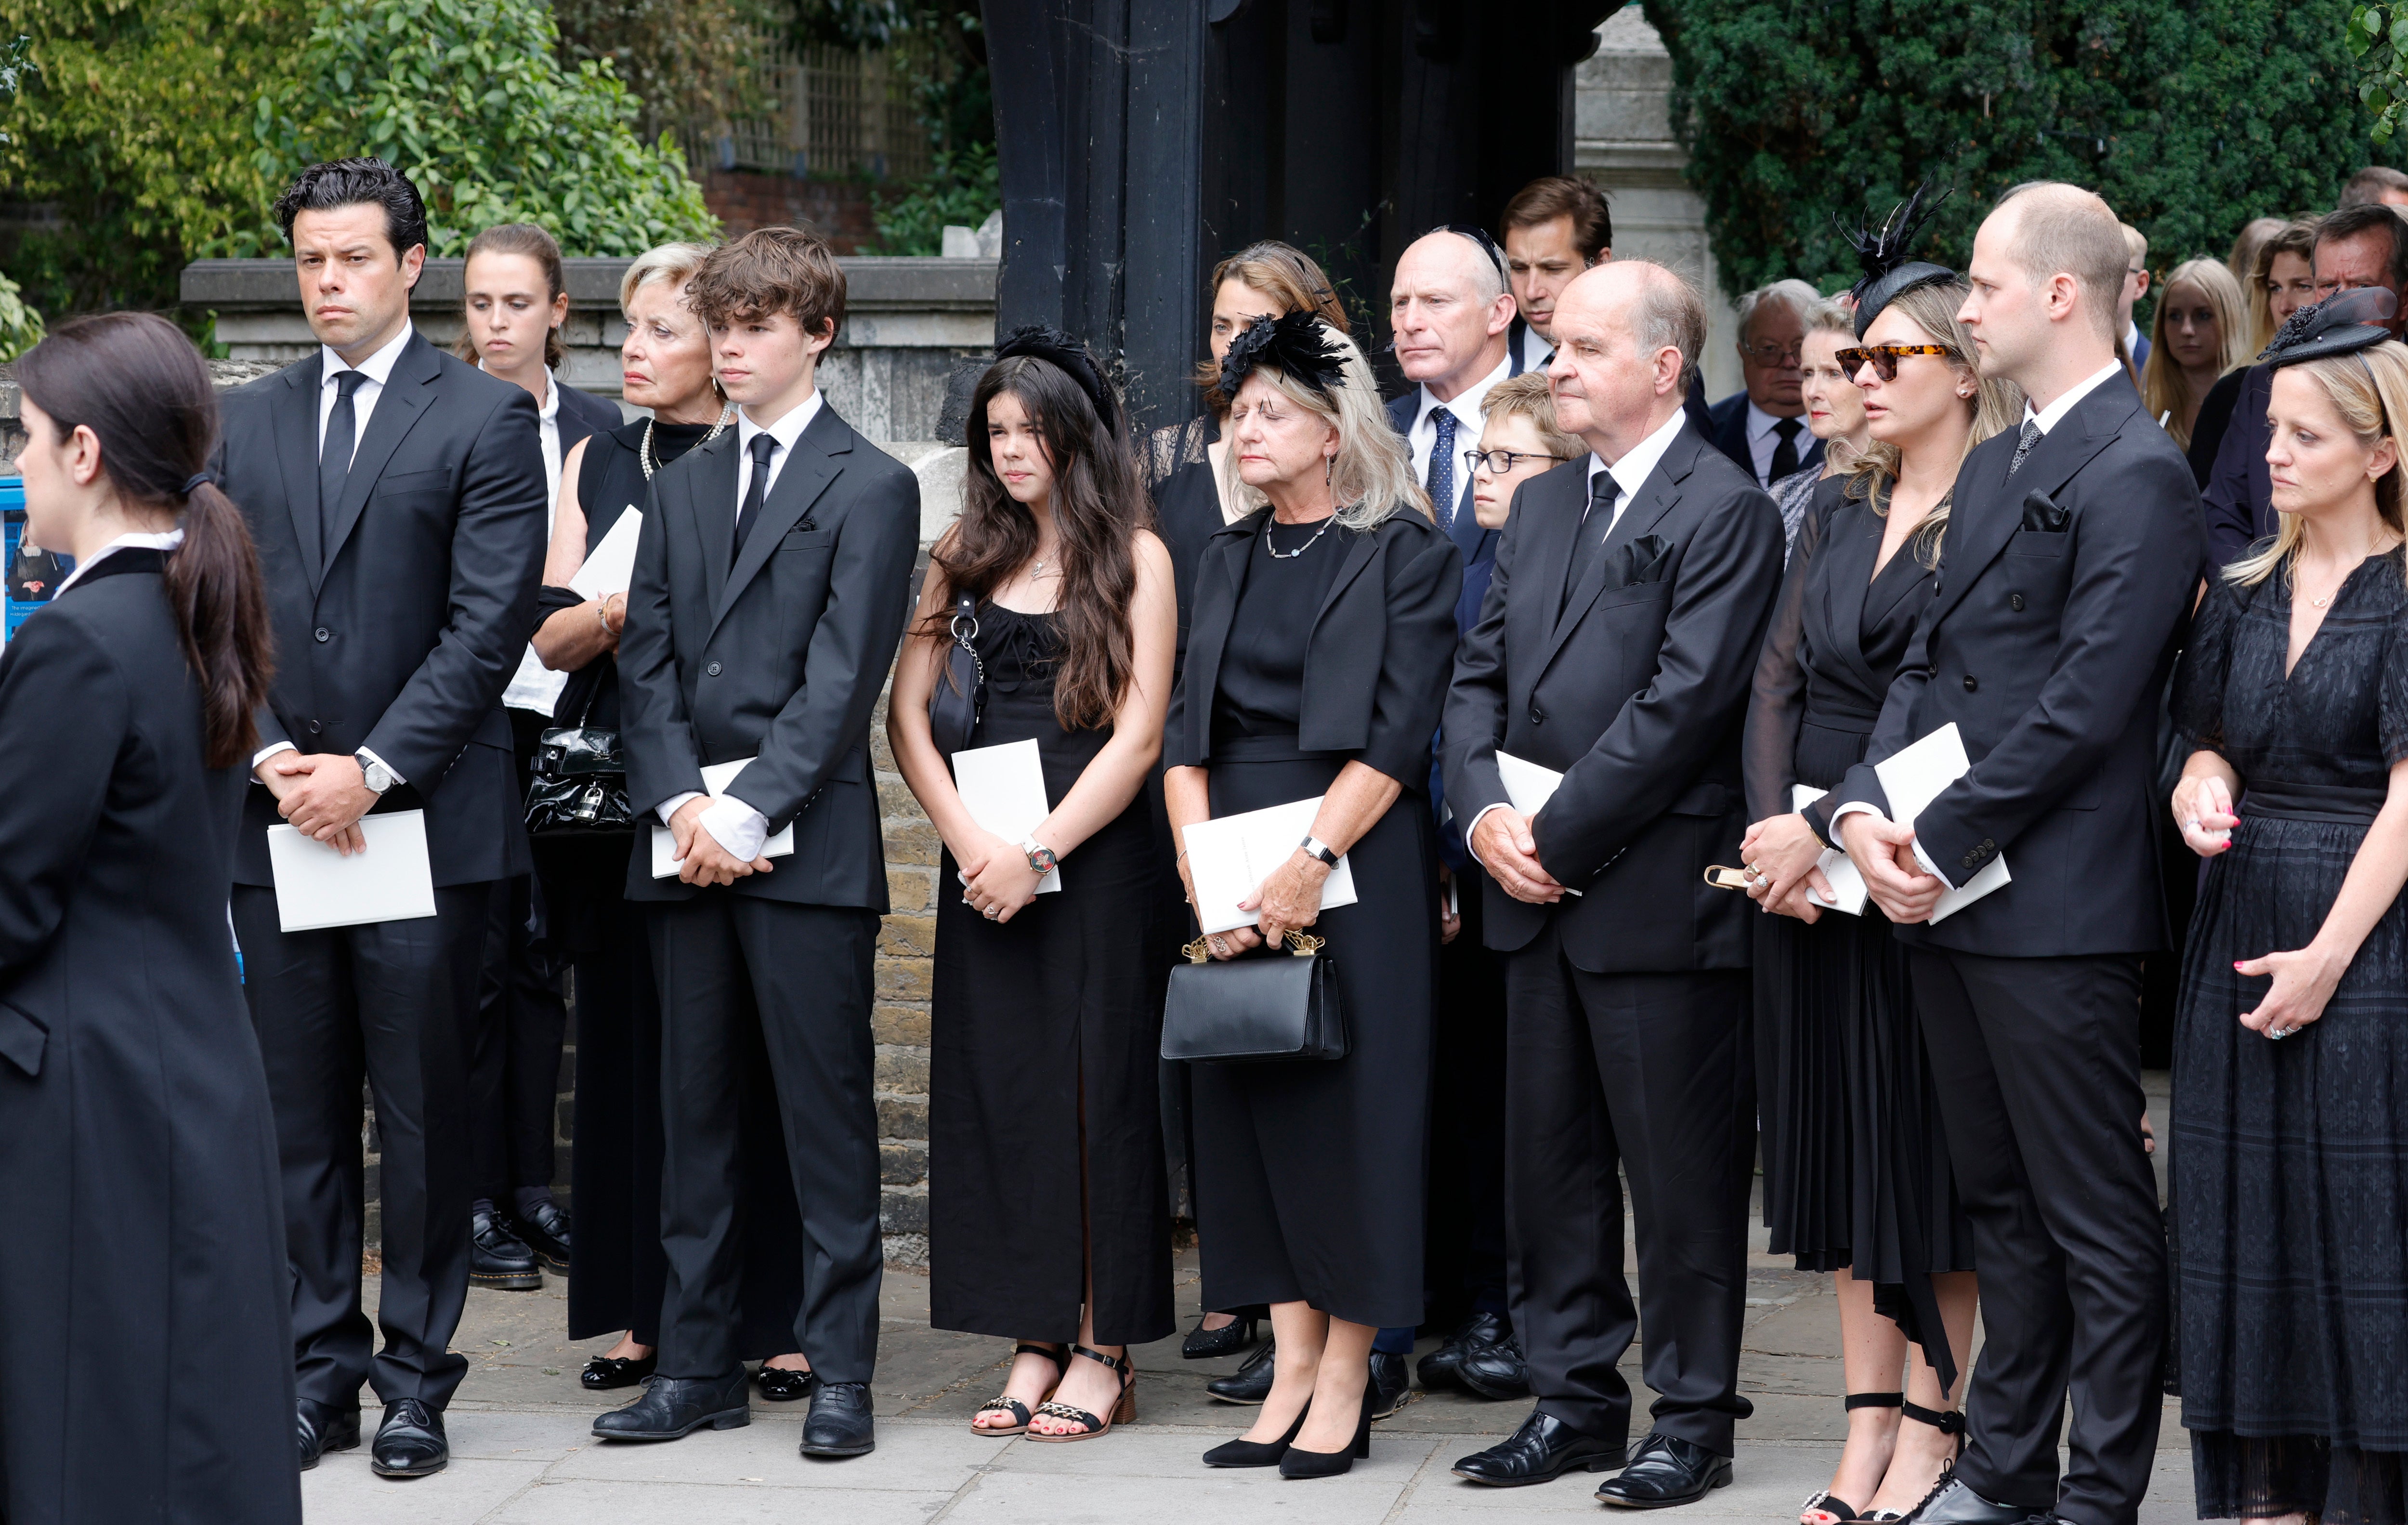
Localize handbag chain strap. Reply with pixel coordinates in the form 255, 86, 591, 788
1181, 931, 1327, 964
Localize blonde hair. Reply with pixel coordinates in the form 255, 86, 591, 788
619, 241, 717, 316
1845, 278, 2025, 565
1804, 298, 1854, 336
1480, 372, 1584, 461
1220, 320, 1431, 530
2225, 342, 2408, 589
2246, 222, 2317, 355
2142, 259, 2250, 450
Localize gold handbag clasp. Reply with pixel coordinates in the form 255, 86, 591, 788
1703, 865, 1754, 891
1284, 932, 1325, 957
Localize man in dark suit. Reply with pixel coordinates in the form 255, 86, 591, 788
1499, 175, 1611, 375
591, 226, 918, 1463
1822, 183, 2201, 1525
1708, 279, 1825, 487
214, 158, 549, 1480
1443, 260, 1785, 1502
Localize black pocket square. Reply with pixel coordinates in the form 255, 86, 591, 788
2019, 491, 2070, 533
1621, 534, 1675, 585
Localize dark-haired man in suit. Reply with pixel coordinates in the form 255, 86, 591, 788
1443, 259, 1784, 1503
215, 157, 549, 1480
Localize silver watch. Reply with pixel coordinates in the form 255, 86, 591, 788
1298, 834, 1340, 868
358, 753, 394, 795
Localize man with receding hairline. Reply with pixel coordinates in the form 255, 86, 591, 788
1823, 181, 2199, 1525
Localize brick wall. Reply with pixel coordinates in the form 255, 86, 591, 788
701, 171, 880, 252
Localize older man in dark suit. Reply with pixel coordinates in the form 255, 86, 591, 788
1443, 259, 1785, 1503
214, 158, 549, 1480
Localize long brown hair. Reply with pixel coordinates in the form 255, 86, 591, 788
14, 313, 275, 767
1197, 241, 1351, 412
452, 222, 568, 369
931, 350, 1147, 730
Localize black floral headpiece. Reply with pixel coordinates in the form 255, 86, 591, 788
1217, 310, 1348, 400
993, 324, 1120, 434
2259, 286, 2397, 368
1839, 181, 1956, 338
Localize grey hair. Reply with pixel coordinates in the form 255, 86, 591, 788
1221, 319, 1433, 530
1805, 297, 1854, 335
1735, 278, 1821, 341
619, 241, 718, 316
1629, 262, 1709, 395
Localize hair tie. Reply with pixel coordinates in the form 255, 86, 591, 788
180, 471, 217, 498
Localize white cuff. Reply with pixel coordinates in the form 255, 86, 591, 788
1828, 802, 1955, 886
699, 794, 770, 862
252, 740, 298, 775
655, 790, 703, 827
1909, 836, 1948, 882
355, 746, 404, 786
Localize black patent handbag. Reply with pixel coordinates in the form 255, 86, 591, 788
524, 681, 633, 835
926, 592, 986, 756
1160, 933, 1347, 1064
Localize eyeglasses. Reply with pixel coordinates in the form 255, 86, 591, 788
1834, 343, 1955, 382
1466, 448, 1574, 476
1741, 341, 1805, 366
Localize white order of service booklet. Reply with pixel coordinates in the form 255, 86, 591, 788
1788, 785, 1870, 915
1872, 722, 2010, 923
266, 809, 438, 932
949, 737, 1061, 893
650, 756, 796, 878
501, 507, 645, 719
1181, 795, 1358, 935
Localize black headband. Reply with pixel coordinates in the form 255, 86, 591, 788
1218, 311, 1349, 401
991, 325, 1119, 435
1839, 181, 1957, 338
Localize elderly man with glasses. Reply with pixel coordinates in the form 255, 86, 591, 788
1709, 279, 1824, 486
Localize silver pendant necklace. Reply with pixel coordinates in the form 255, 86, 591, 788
1264, 515, 1334, 559
639, 402, 735, 480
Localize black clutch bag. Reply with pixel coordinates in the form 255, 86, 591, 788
926, 592, 985, 756
524, 684, 632, 835
1161, 933, 1347, 1064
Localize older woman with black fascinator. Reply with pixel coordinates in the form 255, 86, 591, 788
1163, 313, 1461, 1479
2169, 290, 2408, 1525
890, 327, 1179, 1443
1738, 184, 2020, 1525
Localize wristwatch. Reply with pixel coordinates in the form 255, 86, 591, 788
1019, 836, 1058, 875
358, 753, 394, 796
1298, 834, 1340, 868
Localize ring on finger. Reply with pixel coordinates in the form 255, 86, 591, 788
982, 905, 999, 920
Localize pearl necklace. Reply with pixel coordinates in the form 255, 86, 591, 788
639, 402, 735, 480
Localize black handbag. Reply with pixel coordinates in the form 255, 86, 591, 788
1161, 933, 1347, 1064
524, 683, 633, 835
926, 592, 985, 756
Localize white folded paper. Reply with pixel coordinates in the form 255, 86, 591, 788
500, 508, 647, 717
1491, 752, 1583, 895
950, 737, 1060, 894
1872, 722, 2010, 923
265, 809, 438, 932
1789, 785, 1869, 915
1181, 796, 1359, 935
650, 756, 797, 878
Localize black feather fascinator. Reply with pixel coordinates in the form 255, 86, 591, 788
2259, 285, 2397, 368
993, 324, 1121, 434
1840, 182, 1956, 338
1217, 310, 1349, 400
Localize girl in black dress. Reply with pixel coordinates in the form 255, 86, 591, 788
2170, 317, 2408, 1525
1741, 234, 2020, 1525
889, 329, 1178, 1441
0, 314, 292, 1522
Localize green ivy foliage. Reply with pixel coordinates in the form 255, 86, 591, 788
0, 268, 45, 359
237, 0, 720, 256
1642, 0, 2391, 298
866, 140, 995, 255
2350, 5, 2408, 143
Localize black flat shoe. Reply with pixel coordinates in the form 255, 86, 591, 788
1458, 1332, 1531, 1400
1595, 1431, 1733, 1509
801, 1380, 876, 1457
1206, 1337, 1276, 1404
755, 1365, 817, 1402
1898, 1477, 2048, 1525
514, 1199, 572, 1274
470, 1208, 541, 1290
580, 1353, 656, 1391
369, 1398, 448, 1478
1182, 1315, 1259, 1360
1417, 1309, 1509, 1392
1279, 1381, 1374, 1479
592, 1370, 749, 1441
1203, 1401, 1309, 1467
296, 1397, 361, 1471
1452, 1409, 1623, 1486
1369, 1349, 1411, 1420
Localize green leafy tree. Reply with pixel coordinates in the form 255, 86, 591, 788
240, 0, 720, 256
1643, 0, 2392, 299
554, 0, 769, 147
2350, 4, 2408, 143
865, 140, 995, 255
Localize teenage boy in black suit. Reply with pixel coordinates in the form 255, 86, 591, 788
214, 158, 550, 1479
593, 226, 919, 1461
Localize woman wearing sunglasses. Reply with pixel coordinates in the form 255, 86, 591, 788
1736, 186, 2023, 1525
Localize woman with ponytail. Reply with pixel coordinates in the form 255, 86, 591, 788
0, 311, 293, 1523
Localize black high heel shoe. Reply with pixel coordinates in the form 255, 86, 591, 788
1279, 1381, 1374, 1479
1182, 1315, 1259, 1361
1203, 1401, 1309, 1468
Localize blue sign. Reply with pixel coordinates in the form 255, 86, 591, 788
1, 479, 70, 644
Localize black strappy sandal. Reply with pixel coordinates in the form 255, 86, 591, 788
970, 1342, 1067, 1436
1026, 1343, 1136, 1443
1800, 1392, 1903, 1525
1865, 1403, 1966, 1522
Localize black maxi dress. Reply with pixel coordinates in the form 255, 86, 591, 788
0, 550, 299, 1525
2171, 557, 2408, 1524
928, 605, 1174, 1344
537, 418, 805, 1354
1742, 478, 1974, 1388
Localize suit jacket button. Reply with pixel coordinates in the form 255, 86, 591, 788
306, 720, 323, 736
314, 626, 331, 643
2009, 593, 2025, 611
706, 661, 723, 676
1982, 838, 1995, 849
1528, 703, 1545, 725
1963, 675, 1978, 691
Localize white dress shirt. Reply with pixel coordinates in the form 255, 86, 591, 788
1408, 355, 1513, 498
1510, 323, 1554, 378
1744, 400, 1809, 486
655, 390, 826, 863
52, 529, 184, 597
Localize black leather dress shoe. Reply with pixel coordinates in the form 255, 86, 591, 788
1182, 1315, 1258, 1360
1206, 1338, 1276, 1404
800, 1380, 876, 1457
592, 1369, 749, 1440
1594, 1431, 1732, 1508
296, 1398, 360, 1471
756, 1364, 817, 1402
1900, 1477, 2049, 1525
1452, 1409, 1623, 1486
513, 1199, 572, 1274
370, 1398, 448, 1478
1457, 1332, 1532, 1400
1417, 1310, 1509, 1392
580, 1353, 656, 1391
1369, 1350, 1411, 1420
470, 1208, 542, 1290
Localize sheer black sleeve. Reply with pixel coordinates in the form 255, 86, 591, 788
2172, 573, 2241, 758
1144, 416, 1211, 494
1741, 475, 1843, 825
2383, 598, 2408, 767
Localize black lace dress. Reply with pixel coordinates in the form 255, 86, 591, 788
2172, 556, 2408, 1524
1742, 476, 1974, 1388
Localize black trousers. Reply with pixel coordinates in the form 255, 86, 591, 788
1908, 948, 2165, 1525
649, 893, 883, 1383
233, 881, 491, 1410
1503, 919, 1755, 1455
471, 871, 567, 1204
1426, 870, 1510, 1323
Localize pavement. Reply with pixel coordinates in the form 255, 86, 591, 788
313, 1077, 2195, 1523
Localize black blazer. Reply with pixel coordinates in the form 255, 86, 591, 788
1709, 390, 1825, 487
1824, 374, 2203, 958
616, 402, 920, 907
556, 379, 622, 457
1442, 421, 1787, 972
1165, 507, 1462, 788
214, 328, 549, 887
2199, 362, 2276, 576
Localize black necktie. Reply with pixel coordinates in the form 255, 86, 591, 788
1427, 408, 1457, 532
2006, 417, 2042, 477
734, 433, 778, 560
319, 369, 367, 549
1768, 416, 1803, 483
1563, 473, 1619, 617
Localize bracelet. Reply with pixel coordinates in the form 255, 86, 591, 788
594, 597, 613, 632
1175, 847, 1190, 863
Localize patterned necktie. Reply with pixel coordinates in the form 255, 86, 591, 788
1426, 408, 1457, 531
1769, 416, 1804, 483
734, 432, 778, 559
2006, 417, 2042, 477
319, 368, 368, 551
1563, 472, 1620, 617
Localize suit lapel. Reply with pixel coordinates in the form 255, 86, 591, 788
324, 332, 439, 578
1538, 434, 1695, 675
275, 355, 327, 588
684, 432, 740, 618
710, 404, 851, 638
1310, 520, 1383, 633
1926, 380, 2133, 625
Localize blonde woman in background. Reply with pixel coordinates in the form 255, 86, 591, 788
2143, 258, 2249, 451
1767, 300, 1874, 554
